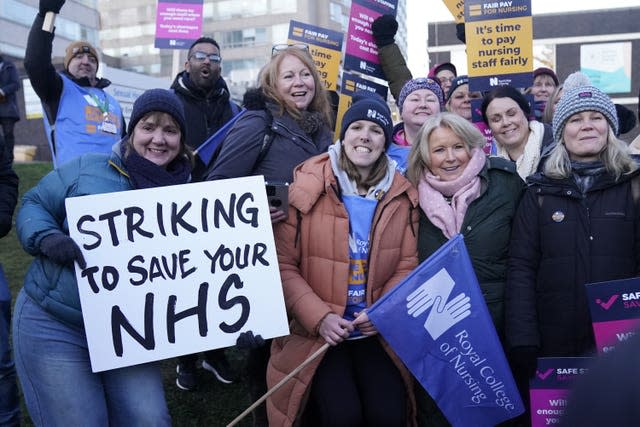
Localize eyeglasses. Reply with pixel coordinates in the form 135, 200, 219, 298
437, 76, 455, 84
71, 45, 93, 55
190, 51, 221, 63
271, 43, 310, 57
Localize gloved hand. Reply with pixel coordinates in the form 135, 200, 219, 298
40, 233, 86, 268
509, 346, 539, 379
371, 14, 398, 48
236, 330, 265, 351
39, 0, 65, 15
456, 23, 466, 44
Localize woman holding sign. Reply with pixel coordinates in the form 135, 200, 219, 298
506, 85, 640, 416
405, 112, 524, 426
267, 92, 419, 426
12, 89, 192, 426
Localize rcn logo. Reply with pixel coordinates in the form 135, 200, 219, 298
595, 294, 619, 310
406, 268, 471, 340
489, 77, 499, 86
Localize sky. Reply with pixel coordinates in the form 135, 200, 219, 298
405, 0, 635, 75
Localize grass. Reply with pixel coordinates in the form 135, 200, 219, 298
3, 162, 253, 427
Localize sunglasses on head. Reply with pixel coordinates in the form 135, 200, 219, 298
271, 43, 310, 57
190, 51, 222, 63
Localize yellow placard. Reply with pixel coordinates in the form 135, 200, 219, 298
466, 16, 532, 77
443, 0, 465, 23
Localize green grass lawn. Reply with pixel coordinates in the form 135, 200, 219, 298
3, 162, 253, 427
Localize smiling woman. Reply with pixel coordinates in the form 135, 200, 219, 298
12, 88, 192, 427
267, 92, 419, 425
406, 112, 525, 426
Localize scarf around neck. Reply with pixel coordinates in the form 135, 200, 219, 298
497, 120, 544, 180
120, 142, 191, 190
418, 147, 486, 239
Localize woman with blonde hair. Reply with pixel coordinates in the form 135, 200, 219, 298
506, 85, 640, 421
406, 112, 524, 426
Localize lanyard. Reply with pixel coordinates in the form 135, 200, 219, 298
89, 92, 110, 116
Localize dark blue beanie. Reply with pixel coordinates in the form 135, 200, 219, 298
340, 91, 393, 146
127, 88, 186, 137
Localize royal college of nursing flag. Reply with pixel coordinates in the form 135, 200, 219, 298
367, 235, 524, 426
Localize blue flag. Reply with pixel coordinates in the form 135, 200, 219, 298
194, 109, 245, 165
368, 235, 524, 427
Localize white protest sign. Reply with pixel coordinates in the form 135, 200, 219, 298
65, 176, 289, 372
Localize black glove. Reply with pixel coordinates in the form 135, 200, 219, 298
371, 14, 398, 48
456, 23, 466, 44
40, 233, 86, 269
236, 330, 265, 351
509, 346, 539, 379
39, 0, 65, 15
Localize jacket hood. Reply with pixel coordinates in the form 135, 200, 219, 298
242, 87, 268, 111
289, 153, 418, 215
170, 70, 230, 101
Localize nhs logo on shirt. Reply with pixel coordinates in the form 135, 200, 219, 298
367, 235, 523, 427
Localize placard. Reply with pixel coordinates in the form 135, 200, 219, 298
154, 0, 203, 49
465, 0, 533, 91
65, 176, 289, 372
287, 20, 343, 92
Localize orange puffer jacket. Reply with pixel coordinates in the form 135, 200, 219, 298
266, 153, 419, 426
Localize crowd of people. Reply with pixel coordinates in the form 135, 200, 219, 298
2, 2, 640, 427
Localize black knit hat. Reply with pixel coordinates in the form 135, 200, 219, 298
340, 91, 393, 146
127, 89, 186, 137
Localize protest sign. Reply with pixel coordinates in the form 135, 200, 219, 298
443, 0, 465, 23
368, 235, 523, 427
343, 0, 397, 81
65, 176, 289, 372
465, 0, 533, 92
335, 71, 389, 141
529, 357, 592, 427
286, 20, 343, 92
585, 277, 640, 354
154, 0, 203, 49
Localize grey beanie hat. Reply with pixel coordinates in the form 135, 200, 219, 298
552, 85, 618, 143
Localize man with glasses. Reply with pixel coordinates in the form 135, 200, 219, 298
170, 37, 241, 180
25, 0, 125, 167
171, 36, 240, 392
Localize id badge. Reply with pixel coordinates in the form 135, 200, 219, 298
101, 119, 118, 134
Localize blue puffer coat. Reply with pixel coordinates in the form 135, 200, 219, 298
16, 144, 132, 327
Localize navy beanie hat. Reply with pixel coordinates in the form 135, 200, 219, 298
340, 91, 393, 146
552, 85, 618, 143
128, 89, 187, 137
447, 75, 470, 100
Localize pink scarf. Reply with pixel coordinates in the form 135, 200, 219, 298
418, 148, 486, 239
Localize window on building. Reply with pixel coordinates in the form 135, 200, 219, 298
221, 28, 267, 49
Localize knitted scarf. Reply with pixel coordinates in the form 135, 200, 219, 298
496, 120, 545, 179
121, 143, 191, 189
418, 148, 486, 239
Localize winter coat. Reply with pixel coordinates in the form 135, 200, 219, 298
266, 153, 419, 426
0, 56, 20, 120
506, 169, 640, 356
417, 156, 525, 338
0, 151, 18, 238
170, 71, 240, 152
16, 146, 133, 326
206, 89, 333, 183
377, 43, 413, 103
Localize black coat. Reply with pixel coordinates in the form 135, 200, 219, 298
418, 156, 524, 338
506, 169, 640, 356
0, 56, 20, 120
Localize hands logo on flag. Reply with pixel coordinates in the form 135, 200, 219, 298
406, 268, 471, 340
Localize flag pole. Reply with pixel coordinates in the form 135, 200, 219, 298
226, 342, 330, 427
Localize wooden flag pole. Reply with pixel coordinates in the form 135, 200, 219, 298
226, 343, 330, 427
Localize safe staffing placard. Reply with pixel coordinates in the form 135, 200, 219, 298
465, 0, 533, 92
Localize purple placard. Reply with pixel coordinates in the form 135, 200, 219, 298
529, 357, 592, 427
585, 277, 640, 354
343, 0, 397, 80
154, 0, 203, 49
